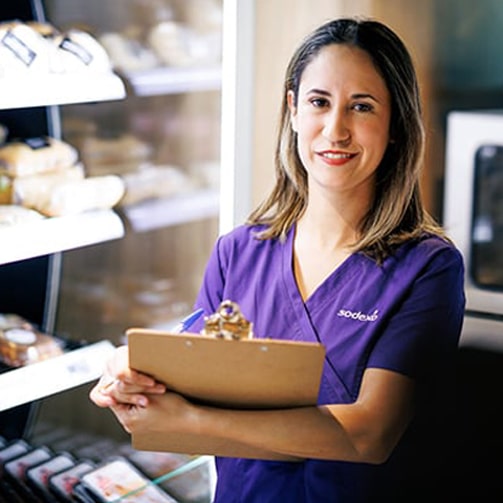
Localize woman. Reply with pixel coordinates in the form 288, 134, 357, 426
91, 18, 465, 502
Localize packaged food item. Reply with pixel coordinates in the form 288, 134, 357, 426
55, 28, 113, 74
0, 137, 78, 178
0, 19, 115, 78
147, 21, 195, 67
4, 446, 52, 479
12, 163, 85, 209
80, 457, 178, 502
0, 204, 45, 225
25, 21, 113, 75
77, 133, 153, 176
3, 446, 53, 501
128, 451, 214, 503
26, 452, 75, 500
0, 440, 31, 476
121, 163, 192, 206
0, 313, 33, 331
49, 460, 96, 502
0, 21, 51, 76
99, 32, 159, 72
41, 174, 125, 216
0, 325, 63, 367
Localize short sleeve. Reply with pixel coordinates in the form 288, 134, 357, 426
367, 245, 465, 379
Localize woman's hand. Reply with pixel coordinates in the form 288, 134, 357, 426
89, 345, 166, 408
108, 391, 198, 435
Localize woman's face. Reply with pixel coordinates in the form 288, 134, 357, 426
288, 44, 392, 200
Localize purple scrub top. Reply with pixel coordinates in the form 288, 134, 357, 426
191, 224, 465, 502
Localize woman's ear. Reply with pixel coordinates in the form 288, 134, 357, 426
287, 90, 298, 132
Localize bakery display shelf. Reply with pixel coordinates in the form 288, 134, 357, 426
122, 65, 222, 97
0, 72, 126, 110
121, 188, 219, 232
0, 209, 125, 265
0, 339, 116, 412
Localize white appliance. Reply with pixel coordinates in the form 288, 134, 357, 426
444, 110, 503, 349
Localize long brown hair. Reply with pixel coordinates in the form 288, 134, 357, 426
247, 17, 445, 262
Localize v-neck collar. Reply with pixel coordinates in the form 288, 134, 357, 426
281, 224, 354, 343
283, 223, 356, 306
281, 224, 356, 402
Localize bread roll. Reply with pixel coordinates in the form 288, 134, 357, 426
12, 163, 85, 210
78, 134, 153, 176
121, 164, 191, 206
0, 22, 51, 76
41, 174, 125, 216
99, 32, 158, 72
55, 29, 113, 73
147, 21, 194, 67
0, 137, 79, 177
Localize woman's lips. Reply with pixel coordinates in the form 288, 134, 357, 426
318, 150, 357, 166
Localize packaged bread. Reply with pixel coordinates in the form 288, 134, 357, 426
147, 21, 195, 67
55, 29, 113, 74
120, 163, 192, 206
40, 174, 125, 216
99, 31, 159, 72
24, 21, 113, 75
0, 137, 79, 177
0, 204, 45, 226
77, 134, 153, 176
0, 21, 51, 76
0, 313, 34, 332
0, 326, 63, 367
12, 163, 85, 210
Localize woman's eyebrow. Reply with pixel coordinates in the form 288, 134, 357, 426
306, 88, 381, 103
306, 88, 331, 97
352, 92, 381, 103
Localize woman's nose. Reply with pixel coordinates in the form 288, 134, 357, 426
323, 110, 351, 144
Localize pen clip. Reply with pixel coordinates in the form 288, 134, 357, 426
173, 308, 204, 334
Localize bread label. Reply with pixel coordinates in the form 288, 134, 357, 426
1, 30, 36, 66
59, 36, 93, 65
4, 328, 36, 345
23, 136, 51, 150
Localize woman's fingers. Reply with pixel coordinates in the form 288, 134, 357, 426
89, 345, 167, 408
89, 374, 118, 407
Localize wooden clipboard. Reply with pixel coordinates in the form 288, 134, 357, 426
126, 327, 325, 458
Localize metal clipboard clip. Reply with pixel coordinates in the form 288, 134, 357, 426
201, 300, 254, 340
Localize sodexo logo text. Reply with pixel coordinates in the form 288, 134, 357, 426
337, 309, 379, 322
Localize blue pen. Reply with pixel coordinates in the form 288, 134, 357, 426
173, 308, 205, 333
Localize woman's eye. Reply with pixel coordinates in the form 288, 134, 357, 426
353, 102, 373, 113
310, 97, 329, 108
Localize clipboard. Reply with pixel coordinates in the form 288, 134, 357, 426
126, 326, 325, 459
